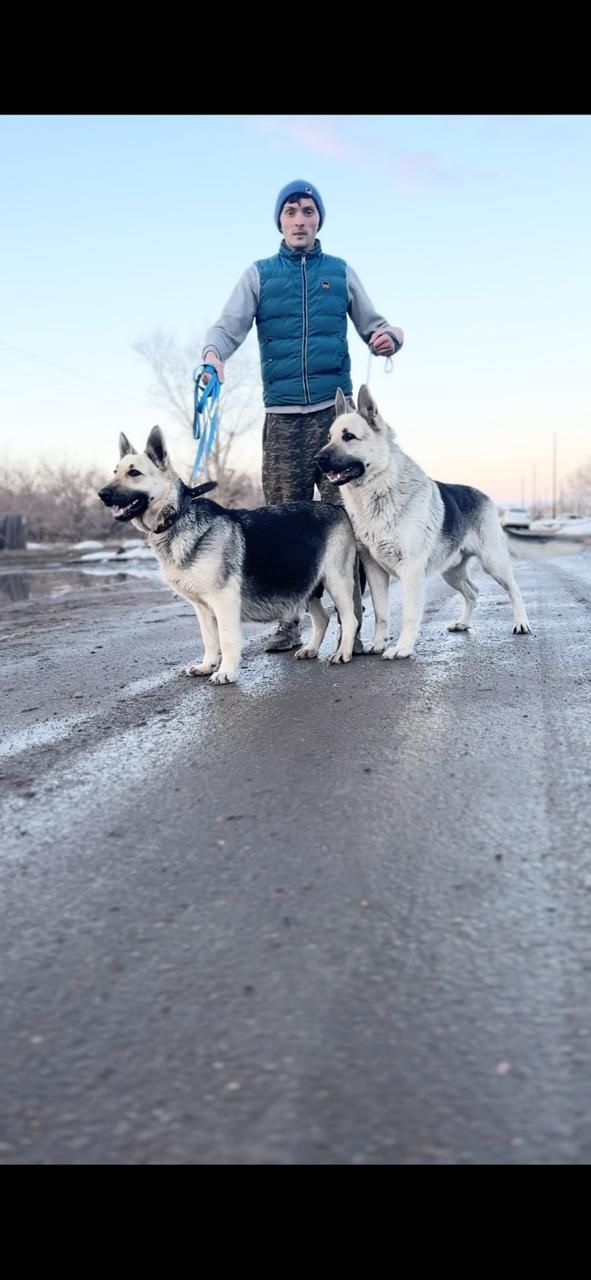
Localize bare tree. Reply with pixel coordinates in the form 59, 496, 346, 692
565, 457, 591, 514
133, 329, 264, 506
0, 460, 116, 542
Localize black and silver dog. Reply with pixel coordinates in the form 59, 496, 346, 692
98, 426, 360, 684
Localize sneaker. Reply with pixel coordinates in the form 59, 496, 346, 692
265, 621, 302, 652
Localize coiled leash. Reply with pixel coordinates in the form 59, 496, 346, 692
191, 364, 221, 484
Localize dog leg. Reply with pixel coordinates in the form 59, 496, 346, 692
384, 563, 425, 659
295, 596, 329, 659
333, 542, 365, 653
443, 558, 479, 632
362, 556, 390, 653
352, 555, 365, 651
326, 575, 358, 664
185, 603, 221, 677
479, 542, 531, 634
208, 583, 243, 684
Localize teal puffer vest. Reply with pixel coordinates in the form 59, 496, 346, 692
255, 240, 352, 407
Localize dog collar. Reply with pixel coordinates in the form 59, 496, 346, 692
154, 481, 218, 535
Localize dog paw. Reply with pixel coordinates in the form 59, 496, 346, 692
209, 668, 237, 685
185, 662, 218, 677
512, 623, 532, 634
330, 649, 353, 664
366, 641, 387, 654
294, 646, 318, 660
447, 622, 470, 632
382, 644, 413, 660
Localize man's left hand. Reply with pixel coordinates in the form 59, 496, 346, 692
369, 330, 396, 356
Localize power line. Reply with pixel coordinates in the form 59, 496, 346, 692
0, 336, 157, 409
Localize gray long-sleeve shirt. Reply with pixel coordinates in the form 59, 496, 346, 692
202, 257, 403, 414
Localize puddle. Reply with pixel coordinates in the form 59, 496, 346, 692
0, 561, 160, 606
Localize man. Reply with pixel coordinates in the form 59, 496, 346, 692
202, 180, 403, 650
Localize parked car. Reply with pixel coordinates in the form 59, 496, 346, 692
500, 506, 531, 529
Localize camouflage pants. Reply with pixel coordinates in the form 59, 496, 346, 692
261, 404, 346, 506
261, 403, 366, 630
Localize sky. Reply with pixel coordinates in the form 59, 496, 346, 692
1, 113, 589, 505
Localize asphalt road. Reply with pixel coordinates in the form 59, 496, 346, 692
1, 544, 591, 1163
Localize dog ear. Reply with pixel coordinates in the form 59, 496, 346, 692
334, 387, 350, 418
145, 426, 168, 470
119, 432, 136, 458
357, 384, 380, 430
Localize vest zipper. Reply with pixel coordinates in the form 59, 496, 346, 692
301, 254, 311, 403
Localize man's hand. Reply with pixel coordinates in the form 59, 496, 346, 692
202, 351, 225, 384
369, 330, 397, 356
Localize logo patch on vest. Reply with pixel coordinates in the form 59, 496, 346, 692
321, 280, 330, 290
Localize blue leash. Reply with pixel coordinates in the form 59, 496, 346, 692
191, 364, 221, 484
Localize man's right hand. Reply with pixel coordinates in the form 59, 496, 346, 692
202, 352, 225, 384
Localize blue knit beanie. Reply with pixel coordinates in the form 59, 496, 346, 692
274, 181, 325, 230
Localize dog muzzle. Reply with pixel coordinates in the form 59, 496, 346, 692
98, 486, 149, 523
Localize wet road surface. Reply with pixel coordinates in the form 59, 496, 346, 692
1, 544, 591, 1163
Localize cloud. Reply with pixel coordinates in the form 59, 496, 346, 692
249, 116, 470, 189
389, 150, 458, 188
252, 115, 354, 158
282, 120, 357, 159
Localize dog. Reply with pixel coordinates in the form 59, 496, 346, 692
316, 386, 531, 658
98, 426, 360, 684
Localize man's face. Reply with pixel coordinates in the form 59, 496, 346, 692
280, 197, 320, 250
